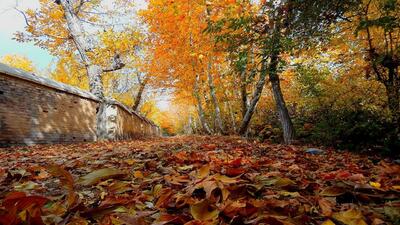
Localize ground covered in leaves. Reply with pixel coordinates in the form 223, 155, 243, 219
0, 136, 399, 225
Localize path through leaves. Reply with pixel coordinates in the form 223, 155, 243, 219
0, 136, 399, 224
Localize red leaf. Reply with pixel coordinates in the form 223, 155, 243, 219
4, 195, 48, 212
336, 170, 351, 179
228, 158, 242, 167
224, 167, 246, 176
1, 192, 48, 225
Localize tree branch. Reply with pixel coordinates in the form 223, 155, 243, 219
75, 0, 90, 14
13, 1, 30, 27
102, 54, 125, 72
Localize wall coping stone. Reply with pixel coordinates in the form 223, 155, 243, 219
0, 62, 159, 129
0, 62, 100, 101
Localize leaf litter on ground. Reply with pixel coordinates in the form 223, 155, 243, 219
0, 136, 399, 225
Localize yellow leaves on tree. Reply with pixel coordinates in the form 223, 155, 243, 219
0, 54, 37, 73
140, 0, 228, 100
17, 0, 145, 104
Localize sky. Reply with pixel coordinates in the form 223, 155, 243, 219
0, 0, 53, 70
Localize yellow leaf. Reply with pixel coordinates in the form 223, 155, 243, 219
369, 182, 381, 188
125, 159, 136, 165
134, 170, 144, 178
214, 174, 241, 184
190, 200, 219, 221
392, 185, 400, 190
274, 177, 296, 187
321, 219, 336, 225
78, 168, 125, 186
153, 184, 163, 197
198, 165, 210, 179
333, 208, 367, 225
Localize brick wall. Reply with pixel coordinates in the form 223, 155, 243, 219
0, 63, 160, 146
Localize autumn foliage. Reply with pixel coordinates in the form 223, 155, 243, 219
2, 0, 400, 224
1, 136, 400, 224
5, 0, 398, 150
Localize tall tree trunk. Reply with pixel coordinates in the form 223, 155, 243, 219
385, 73, 400, 130
269, 54, 295, 144
238, 59, 268, 135
240, 68, 248, 119
132, 76, 149, 111
207, 60, 224, 134
224, 92, 237, 133
194, 73, 212, 134
59, 0, 124, 140
59, 0, 104, 99
186, 115, 193, 134
59, 0, 108, 139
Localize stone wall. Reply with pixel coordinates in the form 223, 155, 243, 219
0, 63, 160, 146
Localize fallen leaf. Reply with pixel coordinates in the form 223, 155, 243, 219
369, 182, 381, 189
47, 164, 77, 208
318, 198, 333, 216
333, 208, 367, 225
274, 177, 296, 187
124, 159, 136, 165
214, 174, 240, 184
134, 170, 144, 178
78, 168, 125, 186
14, 181, 40, 191
321, 219, 336, 225
198, 165, 210, 179
190, 200, 219, 221
320, 186, 346, 197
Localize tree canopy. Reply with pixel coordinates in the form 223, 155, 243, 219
7, 0, 399, 151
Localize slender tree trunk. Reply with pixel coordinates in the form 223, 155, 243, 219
224, 95, 236, 133
194, 73, 212, 134
207, 61, 224, 134
240, 68, 248, 119
132, 77, 149, 111
187, 115, 193, 134
385, 80, 400, 129
238, 59, 268, 135
269, 54, 295, 144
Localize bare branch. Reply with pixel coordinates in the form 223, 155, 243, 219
13, 0, 30, 27
75, 0, 90, 14
103, 54, 125, 72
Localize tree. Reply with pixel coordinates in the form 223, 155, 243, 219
208, 0, 359, 143
0, 54, 36, 73
16, 0, 142, 139
140, 0, 228, 134
354, 0, 400, 131
132, 73, 149, 111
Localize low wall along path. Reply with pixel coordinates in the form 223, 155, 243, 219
0, 63, 160, 146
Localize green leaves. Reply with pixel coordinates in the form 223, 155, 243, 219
357, 16, 399, 33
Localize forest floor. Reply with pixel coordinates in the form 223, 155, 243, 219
0, 136, 399, 225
